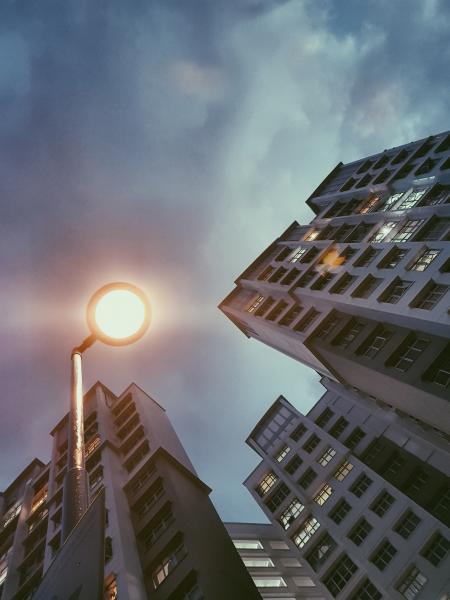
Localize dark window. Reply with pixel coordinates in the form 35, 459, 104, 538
350, 474, 372, 498
379, 278, 413, 304
280, 268, 300, 286
314, 313, 343, 339
341, 177, 357, 191
370, 491, 395, 517
421, 532, 450, 567
257, 265, 274, 281
424, 185, 450, 205
329, 417, 349, 438
373, 168, 392, 184
431, 485, 450, 525
358, 325, 394, 358
285, 455, 303, 475
412, 282, 448, 310
424, 343, 450, 389
436, 133, 450, 153
330, 273, 357, 294
311, 272, 336, 291
347, 518, 373, 546
329, 499, 352, 524
254, 297, 275, 316
374, 154, 389, 169
322, 554, 358, 597
295, 269, 318, 288
275, 247, 292, 262
384, 453, 406, 478
371, 540, 397, 571
298, 467, 317, 489
415, 158, 438, 176
416, 217, 450, 241
378, 247, 409, 269
302, 247, 321, 262
346, 222, 373, 242
412, 138, 435, 159
344, 427, 366, 450
332, 319, 366, 348
356, 173, 373, 188
315, 408, 334, 427
266, 300, 289, 321
305, 533, 337, 571
290, 423, 307, 441
394, 510, 421, 540
354, 247, 381, 267
303, 434, 320, 453
349, 578, 382, 600
339, 246, 358, 262
265, 483, 291, 513
404, 468, 429, 496
279, 304, 303, 326
334, 224, 355, 242
357, 159, 373, 173
352, 275, 383, 299
391, 149, 410, 165
105, 536, 113, 563
294, 308, 321, 332
387, 334, 430, 372
269, 267, 288, 283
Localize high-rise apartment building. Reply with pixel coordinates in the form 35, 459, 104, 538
225, 521, 324, 599
219, 130, 450, 434
0, 383, 261, 600
243, 379, 450, 599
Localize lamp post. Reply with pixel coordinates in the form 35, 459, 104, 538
61, 282, 150, 542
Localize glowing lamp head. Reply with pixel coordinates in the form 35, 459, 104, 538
86, 282, 150, 346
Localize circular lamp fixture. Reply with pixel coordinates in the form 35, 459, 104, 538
86, 282, 150, 346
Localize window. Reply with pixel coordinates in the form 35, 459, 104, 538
352, 275, 383, 299
358, 195, 381, 214
298, 468, 317, 489
290, 423, 307, 441
346, 222, 374, 242
255, 472, 278, 497
288, 246, 308, 262
392, 219, 425, 242
314, 313, 343, 339
254, 297, 275, 316
381, 192, 403, 211
348, 518, 373, 546
329, 417, 348, 438
388, 334, 430, 372
333, 319, 366, 348
275, 445, 291, 462
304, 228, 320, 241
303, 434, 320, 453
86, 435, 101, 457
257, 265, 274, 281
339, 246, 358, 262
344, 427, 366, 450
280, 268, 300, 286
394, 510, 421, 539
408, 248, 440, 271
333, 461, 354, 482
417, 217, 450, 241
279, 499, 305, 529
413, 282, 448, 310
359, 325, 393, 358
105, 537, 113, 563
269, 267, 288, 283
380, 278, 413, 304
294, 308, 321, 332
275, 247, 292, 261
311, 272, 336, 291
314, 484, 333, 506
285, 455, 303, 475
279, 304, 302, 326
243, 557, 274, 568
424, 343, 450, 389
266, 300, 289, 321
329, 499, 352, 524
396, 566, 427, 599
134, 479, 164, 519
315, 408, 334, 427
151, 540, 187, 589
421, 532, 449, 567
233, 540, 263, 549
384, 453, 405, 478
378, 247, 408, 269
322, 554, 357, 597
142, 505, 175, 550
265, 483, 291, 512
370, 491, 395, 517
330, 273, 357, 294
371, 540, 397, 571
405, 468, 429, 495
317, 447, 336, 467
397, 189, 428, 210
354, 248, 381, 268
371, 221, 398, 242
350, 474, 372, 498
292, 517, 321, 548
246, 295, 265, 313
349, 578, 382, 600
252, 577, 287, 588
306, 533, 337, 571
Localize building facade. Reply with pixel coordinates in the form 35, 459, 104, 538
225, 521, 324, 599
219, 130, 450, 434
243, 380, 450, 599
0, 383, 261, 600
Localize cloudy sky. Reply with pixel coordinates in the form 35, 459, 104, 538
1, 0, 449, 521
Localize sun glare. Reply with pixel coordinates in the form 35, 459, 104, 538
94, 289, 146, 339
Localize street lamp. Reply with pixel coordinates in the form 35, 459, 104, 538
62, 282, 150, 541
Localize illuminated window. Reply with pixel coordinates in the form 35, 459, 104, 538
292, 517, 320, 548
253, 577, 287, 588
288, 246, 308, 263
275, 445, 291, 462
409, 248, 440, 271
0, 566, 8, 586
396, 189, 428, 210
314, 484, 333, 506
104, 578, 118, 600
333, 461, 353, 482
151, 540, 187, 589
279, 499, 304, 530
233, 540, 263, 549
31, 487, 48, 514
396, 566, 427, 599
304, 229, 320, 241
246, 295, 265, 314
86, 436, 101, 457
243, 558, 274, 567
255, 472, 278, 497
371, 221, 397, 242
358, 195, 381, 214
1, 502, 22, 528
381, 192, 404, 211
317, 447, 336, 467
391, 220, 425, 242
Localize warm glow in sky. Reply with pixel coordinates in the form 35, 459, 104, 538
94, 290, 146, 339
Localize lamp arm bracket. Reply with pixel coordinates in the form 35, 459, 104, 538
72, 333, 97, 355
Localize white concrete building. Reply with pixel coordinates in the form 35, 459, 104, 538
225, 521, 324, 599
0, 383, 261, 600
243, 379, 450, 599
219, 130, 450, 434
